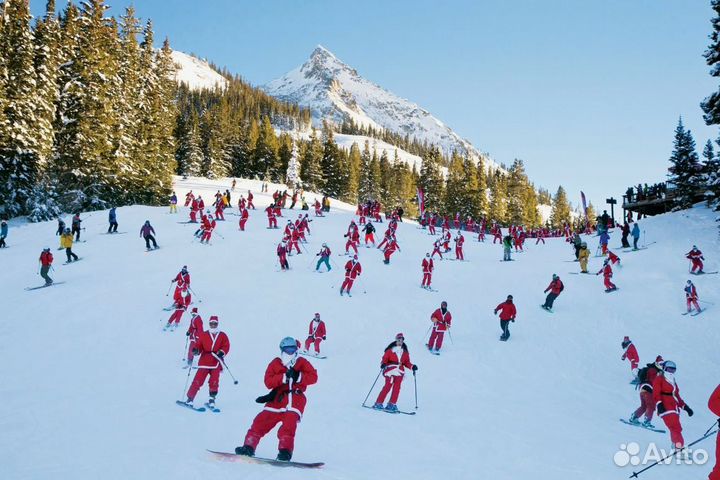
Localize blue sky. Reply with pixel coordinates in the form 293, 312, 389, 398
35, 0, 719, 208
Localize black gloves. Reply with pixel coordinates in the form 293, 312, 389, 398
657, 403, 666, 415
684, 405, 694, 417
511, 319, 515, 323
380, 363, 386, 369
186, 331, 191, 337
255, 389, 277, 404
192, 348, 199, 355
322, 336, 326, 340
216, 351, 225, 359
285, 368, 299, 382
412, 365, 418, 372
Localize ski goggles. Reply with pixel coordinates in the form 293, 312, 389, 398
281, 345, 298, 354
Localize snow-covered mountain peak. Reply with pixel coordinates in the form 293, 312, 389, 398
264, 46, 497, 168
170, 50, 227, 91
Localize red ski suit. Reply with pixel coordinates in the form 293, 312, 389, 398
376, 345, 415, 405
345, 230, 359, 254
422, 257, 434, 287
383, 240, 399, 262
266, 206, 277, 228
708, 384, 720, 480
455, 234, 464, 260
597, 264, 616, 290
239, 208, 248, 231
685, 283, 700, 312
173, 271, 191, 287
304, 319, 327, 354
653, 374, 688, 448
243, 356, 318, 453
187, 330, 230, 401
167, 304, 185, 325
686, 249, 704, 273
341, 260, 361, 293
621, 343, 639, 371
186, 313, 204, 363
200, 219, 216, 243
428, 308, 452, 350
173, 288, 191, 309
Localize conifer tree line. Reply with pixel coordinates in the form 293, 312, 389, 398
0, 0, 178, 220
698, 0, 720, 210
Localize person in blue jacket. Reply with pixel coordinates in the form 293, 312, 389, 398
0, 220, 7, 248
631, 223, 641, 250
108, 207, 118, 233
599, 229, 610, 256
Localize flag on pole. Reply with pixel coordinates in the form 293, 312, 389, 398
580, 191, 588, 220
417, 188, 425, 217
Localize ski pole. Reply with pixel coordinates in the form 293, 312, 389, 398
181, 361, 194, 399
213, 354, 239, 385
413, 371, 418, 409
447, 328, 454, 345
698, 299, 715, 305
215, 231, 225, 240
361, 369, 383, 407
424, 325, 432, 343
182, 334, 189, 361
165, 282, 173, 296
628, 427, 719, 478
188, 286, 202, 303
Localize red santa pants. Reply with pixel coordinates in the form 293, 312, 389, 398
455, 247, 464, 260
200, 231, 213, 242
268, 217, 277, 228
691, 259, 703, 273
247, 200, 254, 209
346, 240, 358, 254
291, 241, 301, 254
377, 238, 388, 249
633, 390, 655, 420
340, 277, 355, 292
187, 340, 197, 363
244, 410, 299, 452
429, 225, 436, 235
239, 218, 247, 231
603, 276, 616, 290
365, 233, 375, 244
601, 243, 608, 255
187, 367, 220, 400
304, 337, 322, 354
422, 273, 432, 286
431, 248, 443, 259
190, 210, 197, 222
215, 208, 224, 220
384, 250, 395, 262
660, 412, 684, 448
167, 309, 183, 325
478, 233, 485, 242
428, 329, 445, 350
686, 298, 700, 312
376, 375, 404, 404
493, 234, 501, 244
536, 237, 545, 244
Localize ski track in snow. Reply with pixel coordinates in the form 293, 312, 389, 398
1, 177, 718, 480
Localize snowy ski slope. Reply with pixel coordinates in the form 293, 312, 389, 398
1, 177, 718, 480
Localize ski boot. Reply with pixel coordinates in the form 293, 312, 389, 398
641, 419, 655, 429
276, 449, 292, 461
385, 403, 398, 413
372, 402, 384, 410
235, 445, 255, 457
628, 413, 640, 425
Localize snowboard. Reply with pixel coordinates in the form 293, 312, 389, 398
204, 402, 221, 413
299, 351, 327, 360
62, 257, 83, 265
619, 419, 666, 433
568, 272, 591, 275
362, 405, 416, 415
102, 231, 127, 235
145, 246, 160, 252
605, 288, 619, 293
539, 305, 553, 313
690, 271, 718, 275
207, 450, 324, 468
420, 286, 438, 292
25, 281, 66, 291
175, 400, 206, 412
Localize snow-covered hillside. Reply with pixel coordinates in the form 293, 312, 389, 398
2, 178, 718, 480
264, 46, 496, 168
171, 50, 228, 91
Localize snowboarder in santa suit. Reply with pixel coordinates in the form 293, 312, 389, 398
596, 259, 617, 292
421, 253, 434, 289
372, 333, 418, 412
315, 243, 331, 272
620, 336, 640, 379
427, 301, 452, 353
185, 308, 203, 367
382, 238, 399, 264
494, 295, 516, 341
653, 360, 694, 450
686, 245, 704, 274
708, 384, 720, 480
235, 337, 318, 462
182, 316, 230, 410
628, 355, 664, 429
541, 274, 564, 311
266, 205, 278, 229
685, 280, 701, 314
340, 255, 362, 296
303, 313, 327, 355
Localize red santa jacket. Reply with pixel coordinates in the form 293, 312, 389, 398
261, 356, 318, 418
621, 343, 639, 365
266, 206, 276, 218
709, 384, 720, 417
430, 308, 452, 331
598, 264, 613, 278
174, 271, 190, 286
422, 258, 434, 273
652, 374, 686, 417
174, 288, 191, 307
686, 249, 703, 261
385, 240, 399, 253
381, 344, 414, 377
277, 244, 287, 257
455, 235, 464, 247
240, 208, 248, 220
195, 330, 230, 369
544, 278, 564, 295
344, 260, 362, 279
203, 219, 216, 232
307, 319, 327, 339
187, 314, 203, 340
495, 301, 517, 321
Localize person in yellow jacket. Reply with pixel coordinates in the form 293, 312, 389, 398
578, 241, 590, 273
60, 228, 79, 263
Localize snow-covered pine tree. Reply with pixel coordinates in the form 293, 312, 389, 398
701, 0, 720, 126
378, 150, 393, 203
506, 159, 527, 225
667, 117, 702, 209
358, 140, 373, 202
252, 116, 279, 181
488, 170, 508, 224
285, 142, 300, 187
476, 158, 489, 217
702, 138, 720, 207
176, 110, 203, 176
149, 38, 178, 202
346, 142, 361, 202
0, 0, 40, 217
277, 133, 293, 183
549, 186, 571, 228
320, 123, 340, 196
299, 129, 323, 190
418, 146, 444, 212
443, 153, 465, 217
367, 147, 382, 202
522, 183, 542, 228
32, 0, 60, 169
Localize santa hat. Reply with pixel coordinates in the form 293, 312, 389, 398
395, 332, 405, 340
191, 307, 198, 314
209, 315, 219, 324
623, 336, 630, 342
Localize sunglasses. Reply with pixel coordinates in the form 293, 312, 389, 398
665, 367, 676, 373
281, 346, 298, 354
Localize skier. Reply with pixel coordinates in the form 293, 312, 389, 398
382, 238, 399, 264
363, 222, 376, 246
427, 301, 452, 353
454, 231, 465, 260
0, 220, 8, 248
277, 242, 289, 271
315, 243, 331, 272
38, 247, 54, 285
182, 316, 230, 411
184, 190, 194, 207
628, 355, 664, 428
421, 253, 434, 289
303, 313, 326, 355
56, 217, 66, 237
60, 228, 79, 263
199, 215, 216, 244
708, 384, 720, 480
238, 206, 249, 231
684, 280, 701, 314
172, 265, 191, 288
631, 222, 641, 250
265, 204, 277, 229
572, 233, 582, 260
431, 238, 443, 260
653, 360, 693, 450
344, 228, 360, 255
172, 285, 192, 311
620, 336, 640, 379
599, 229, 610, 256
185, 308, 203, 367
235, 337, 318, 461
247, 190, 255, 209
686, 245, 704, 274
621, 221, 631, 248
170, 192, 178, 213
340, 255, 362, 296
165, 303, 186, 331
108, 207, 118, 233
140, 220, 158, 250
502, 234, 513, 261
541, 274, 564, 311
578, 242, 590, 273
371, 333, 418, 412
494, 295, 516, 341
71, 213, 82, 241
596, 259, 617, 292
